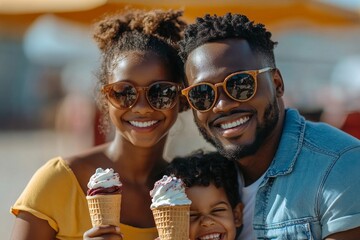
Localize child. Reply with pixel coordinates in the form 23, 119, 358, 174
166, 151, 243, 240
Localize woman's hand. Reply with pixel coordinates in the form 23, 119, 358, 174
83, 225, 123, 240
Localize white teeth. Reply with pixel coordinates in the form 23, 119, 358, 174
129, 120, 158, 128
220, 116, 250, 130
199, 233, 221, 240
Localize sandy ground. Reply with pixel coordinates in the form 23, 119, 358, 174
0, 130, 92, 238
1, 111, 214, 239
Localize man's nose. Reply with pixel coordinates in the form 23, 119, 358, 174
212, 86, 239, 113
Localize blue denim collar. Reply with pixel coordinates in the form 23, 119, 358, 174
266, 108, 306, 177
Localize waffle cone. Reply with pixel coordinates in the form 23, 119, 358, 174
86, 194, 121, 227
152, 205, 190, 240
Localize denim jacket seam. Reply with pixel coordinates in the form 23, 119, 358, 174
314, 156, 337, 223
266, 110, 306, 178
302, 140, 339, 158
263, 177, 274, 224
302, 137, 360, 157
253, 217, 319, 229
337, 144, 360, 155
314, 146, 360, 222
297, 140, 338, 220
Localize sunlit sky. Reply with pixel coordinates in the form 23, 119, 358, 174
320, 0, 360, 9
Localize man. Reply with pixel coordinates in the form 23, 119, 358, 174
179, 13, 360, 239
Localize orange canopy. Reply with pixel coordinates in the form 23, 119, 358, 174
1, 0, 360, 37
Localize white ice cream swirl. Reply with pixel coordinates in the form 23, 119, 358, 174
87, 168, 122, 189
150, 175, 191, 209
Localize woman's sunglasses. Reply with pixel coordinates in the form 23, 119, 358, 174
181, 67, 274, 112
102, 81, 181, 110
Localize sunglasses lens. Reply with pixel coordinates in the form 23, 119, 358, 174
226, 73, 256, 100
188, 84, 215, 111
148, 83, 178, 109
108, 83, 137, 108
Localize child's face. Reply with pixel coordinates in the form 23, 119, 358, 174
186, 184, 243, 240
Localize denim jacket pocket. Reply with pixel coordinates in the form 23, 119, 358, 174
255, 222, 316, 240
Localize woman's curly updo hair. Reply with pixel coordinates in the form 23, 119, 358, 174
93, 9, 186, 133
179, 13, 278, 80
166, 150, 241, 209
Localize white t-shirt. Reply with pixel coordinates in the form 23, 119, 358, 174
237, 172, 265, 240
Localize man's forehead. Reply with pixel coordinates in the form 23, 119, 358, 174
190, 39, 250, 58
185, 39, 258, 83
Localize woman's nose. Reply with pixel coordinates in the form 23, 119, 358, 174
131, 92, 154, 114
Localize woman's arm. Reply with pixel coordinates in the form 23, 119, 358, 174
10, 211, 57, 240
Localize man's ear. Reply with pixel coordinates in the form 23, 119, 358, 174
272, 68, 284, 97
233, 202, 244, 227
179, 95, 190, 113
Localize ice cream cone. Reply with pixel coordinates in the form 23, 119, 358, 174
86, 194, 121, 227
152, 205, 190, 240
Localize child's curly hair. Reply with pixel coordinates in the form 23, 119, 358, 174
93, 9, 186, 134
166, 150, 241, 208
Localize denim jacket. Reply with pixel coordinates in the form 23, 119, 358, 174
253, 108, 360, 239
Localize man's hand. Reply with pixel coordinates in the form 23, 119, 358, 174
83, 225, 123, 240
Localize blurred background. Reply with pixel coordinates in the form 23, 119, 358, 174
1, 0, 360, 238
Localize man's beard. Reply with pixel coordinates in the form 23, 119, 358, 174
194, 97, 280, 161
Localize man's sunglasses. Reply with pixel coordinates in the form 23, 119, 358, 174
181, 67, 274, 112
102, 81, 181, 110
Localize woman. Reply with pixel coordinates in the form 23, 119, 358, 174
10, 9, 187, 240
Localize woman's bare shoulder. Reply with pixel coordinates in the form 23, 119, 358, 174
65, 144, 110, 167
63, 143, 111, 193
